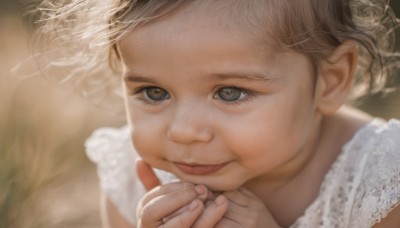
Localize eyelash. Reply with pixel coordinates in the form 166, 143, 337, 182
129, 86, 257, 106
130, 86, 165, 106
213, 86, 256, 106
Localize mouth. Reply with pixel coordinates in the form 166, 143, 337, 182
173, 162, 229, 175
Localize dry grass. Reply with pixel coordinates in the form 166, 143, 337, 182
0, 16, 123, 228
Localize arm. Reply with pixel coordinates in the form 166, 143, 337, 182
373, 205, 400, 228
101, 192, 135, 228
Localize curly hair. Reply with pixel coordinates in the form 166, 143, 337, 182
30, 0, 400, 103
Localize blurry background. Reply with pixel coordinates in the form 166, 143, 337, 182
0, 1, 399, 228
0, 1, 123, 227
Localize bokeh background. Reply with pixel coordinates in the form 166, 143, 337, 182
0, 1, 399, 228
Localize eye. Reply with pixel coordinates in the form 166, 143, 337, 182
214, 87, 247, 102
143, 87, 170, 101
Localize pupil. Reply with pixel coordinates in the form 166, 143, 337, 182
218, 87, 241, 101
147, 87, 169, 100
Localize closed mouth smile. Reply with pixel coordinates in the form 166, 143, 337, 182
173, 162, 229, 175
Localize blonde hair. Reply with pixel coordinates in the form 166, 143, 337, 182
31, 0, 400, 103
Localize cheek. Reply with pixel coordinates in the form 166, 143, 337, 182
129, 116, 165, 162
223, 100, 313, 166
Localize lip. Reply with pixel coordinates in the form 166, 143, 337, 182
173, 162, 229, 175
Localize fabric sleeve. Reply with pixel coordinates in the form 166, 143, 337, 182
85, 126, 145, 225
352, 119, 400, 227
85, 126, 178, 225
290, 118, 400, 228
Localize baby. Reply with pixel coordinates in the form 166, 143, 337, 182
36, 0, 400, 227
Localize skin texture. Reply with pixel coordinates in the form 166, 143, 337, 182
121, 10, 322, 193
117, 5, 349, 227
134, 160, 280, 228
100, 3, 400, 228
103, 159, 400, 227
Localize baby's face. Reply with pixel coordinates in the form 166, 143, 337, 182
118, 9, 321, 191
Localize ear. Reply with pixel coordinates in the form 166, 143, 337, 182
316, 40, 358, 114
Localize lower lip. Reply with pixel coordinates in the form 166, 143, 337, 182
174, 162, 228, 175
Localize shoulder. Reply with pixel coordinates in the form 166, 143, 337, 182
85, 125, 132, 164
84, 126, 178, 226
84, 125, 139, 198
85, 125, 142, 225
311, 113, 400, 227
346, 118, 400, 226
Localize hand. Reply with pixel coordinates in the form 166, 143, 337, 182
135, 160, 279, 228
135, 158, 161, 191
192, 188, 281, 228
135, 159, 209, 228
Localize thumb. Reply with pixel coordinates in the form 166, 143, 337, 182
135, 158, 161, 191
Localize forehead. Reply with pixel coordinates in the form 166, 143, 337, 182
118, 0, 282, 60
118, 15, 313, 87
118, 7, 276, 72
117, 0, 312, 84
118, 0, 283, 50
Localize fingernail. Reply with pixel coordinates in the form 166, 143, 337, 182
189, 200, 199, 211
194, 185, 205, 195
215, 195, 225, 206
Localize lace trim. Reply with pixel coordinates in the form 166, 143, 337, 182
86, 119, 400, 227
85, 126, 178, 225
85, 126, 142, 225
291, 118, 400, 228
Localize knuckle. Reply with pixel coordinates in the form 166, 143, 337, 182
214, 220, 232, 228
182, 182, 194, 189
169, 188, 196, 204
176, 214, 189, 227
223, 191, 249, 207
192, 216, 209, 228
142, 203, 159, 222
247, 211, 259, 226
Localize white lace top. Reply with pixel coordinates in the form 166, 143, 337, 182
85, 118, 400, 227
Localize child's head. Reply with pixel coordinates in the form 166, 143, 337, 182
36, 0, 399, 100
37, 0, 399, 190
106, 0, 398, 97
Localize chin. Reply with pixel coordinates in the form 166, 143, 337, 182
178, 176, 243, 192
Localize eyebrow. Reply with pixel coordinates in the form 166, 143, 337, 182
124, 71, 277, 83
209, 71, 277, 82
124, 74, 158, 83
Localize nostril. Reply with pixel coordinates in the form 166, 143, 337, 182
167, 104, 214, 144
167, 124, 213, 144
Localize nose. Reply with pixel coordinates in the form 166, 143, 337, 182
167, 103, 213, 144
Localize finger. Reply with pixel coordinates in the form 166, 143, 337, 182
156, 185, 210, 223
222, 189, 272, 227
140, 187, 199, 226
203, 186, 218, 201
194, 185, 212, 202
159, 199, 204, 228
214, 218, 241, 228
223, 190, 250, 207
140, 181, 195, 206
222, 190, 255, 222
192, 195, 228, 228
135, 158, 161, 191
160, 204, 190, 223
238, 188, 257, 199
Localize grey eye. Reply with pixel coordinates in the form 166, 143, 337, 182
145, 87, 170, 101
216, 87, 243, 101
